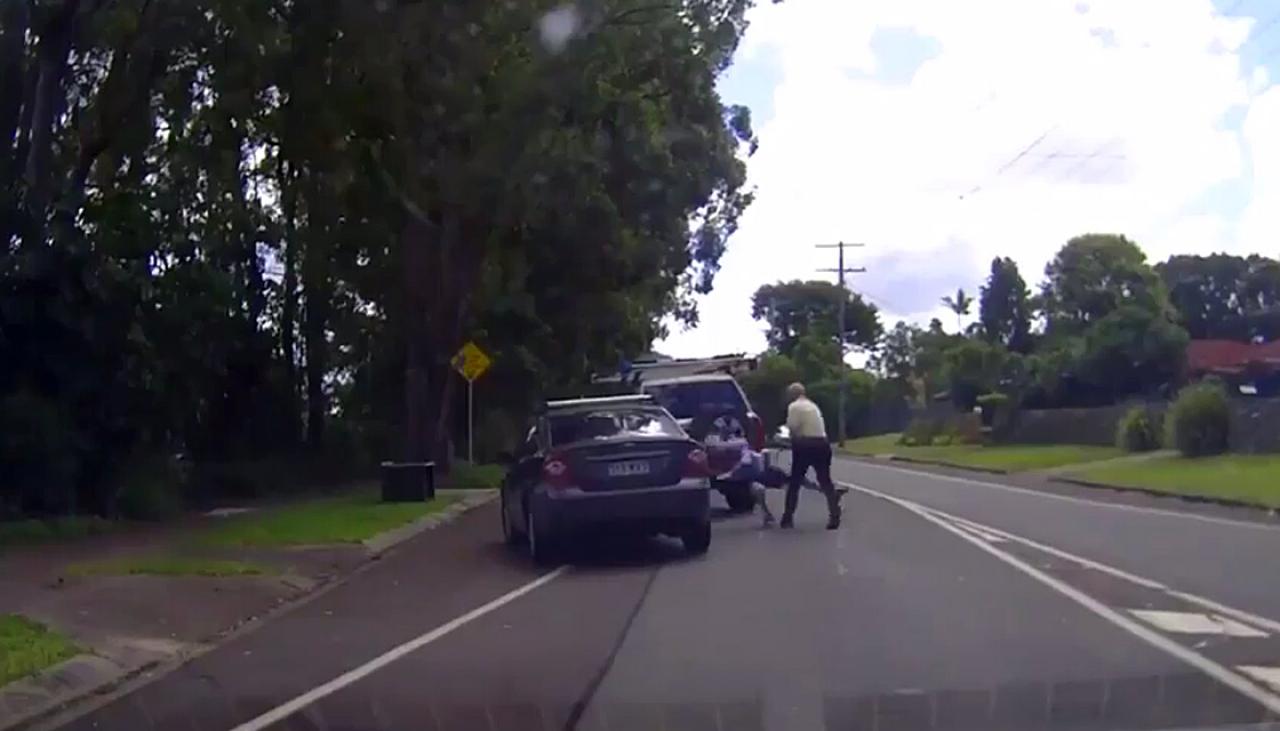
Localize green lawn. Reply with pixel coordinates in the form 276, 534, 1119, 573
839, 434, 1123, 473
66, 556, 270, 578
0, 615, 79, 686
1075, 454, 1280, 508
0, 515, 117, 549
199, 490, 459, 547
440, 462, 504, 489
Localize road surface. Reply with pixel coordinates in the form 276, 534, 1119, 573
46, 457, 1280, 730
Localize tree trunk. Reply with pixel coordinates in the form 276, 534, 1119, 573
302, 174, 329, 450
279, 156, 300, 443
402, 214, 431, 464
0, 0, 30, 189
22, 0, 81, 247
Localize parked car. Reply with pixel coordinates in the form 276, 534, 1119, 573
640, 374, 767, 512
498, 395, 713, 563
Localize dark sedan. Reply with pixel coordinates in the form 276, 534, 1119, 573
498, 395, 713, 563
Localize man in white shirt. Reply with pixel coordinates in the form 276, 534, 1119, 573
783, 382, 840, 529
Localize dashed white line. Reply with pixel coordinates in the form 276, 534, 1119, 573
1128, 609, 1269, 638
844, 482, 1280, 715
229, 566, 569, 731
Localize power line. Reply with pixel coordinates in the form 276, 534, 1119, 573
816, 242, 866, 446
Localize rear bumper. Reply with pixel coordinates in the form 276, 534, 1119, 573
531, 480, 711, 537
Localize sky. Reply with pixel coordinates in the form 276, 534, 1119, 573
656, 0, 1280, 359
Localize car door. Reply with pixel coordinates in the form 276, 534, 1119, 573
504, 424, 544, 524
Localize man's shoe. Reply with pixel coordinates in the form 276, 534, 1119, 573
779, 515, 794, 529
826, 514, 841, 530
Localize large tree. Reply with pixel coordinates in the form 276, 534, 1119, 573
1039, 234, 1170, 335
979, 257, 1032, 352
751, 280, 882, 357
1157, 254, 1280, 341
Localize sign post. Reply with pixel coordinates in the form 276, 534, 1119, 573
450, 341, 492, 464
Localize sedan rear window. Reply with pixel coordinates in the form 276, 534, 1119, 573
547, 408, 684, 446
643, 381, 746, 420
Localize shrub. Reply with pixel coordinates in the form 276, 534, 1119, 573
945, 413, 985, 445
112, 453, 188, 520
899, 417, 943, 446
1165, 382, 1231, 457
1115, 407, 1162, 453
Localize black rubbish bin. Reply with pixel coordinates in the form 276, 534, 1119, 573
380, 461, 435, 502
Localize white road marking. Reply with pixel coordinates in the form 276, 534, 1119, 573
228, 566, 569, 731
844, 482, 1280, 716
1168, 591, 1280, 636
1129, 609, 1269, 638
1239, 666, 1280, 692
841, 459, 1280, 531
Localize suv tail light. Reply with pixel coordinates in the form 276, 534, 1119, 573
747, 413, 765, 451
542, 453, 573, 488
683, 448, 711, 478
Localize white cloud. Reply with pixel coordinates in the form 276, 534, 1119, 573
659, 0, 1270, 357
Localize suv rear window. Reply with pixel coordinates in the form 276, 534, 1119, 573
644, 381, 746, 420
547, 408, 684, 446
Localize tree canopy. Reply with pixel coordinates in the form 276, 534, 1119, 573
979, 257, 1032, 352
750, 279, 881, 356
1157, 254, 1280, 342
1, 0, 762, 517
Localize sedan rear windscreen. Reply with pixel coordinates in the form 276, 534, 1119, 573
548, 408, 684, 446
643, 381, 745, 420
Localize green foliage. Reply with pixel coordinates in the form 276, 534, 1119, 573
198, 490, 459, 547
1078, 454, 1280, 508
1157, 254, 1280, 341
900, 418, 944, 447
1040, 234, 1170, 334
2, 0, 761, 517
751, 280, 882, 356
1116, 407, 1163, 452
0, 615, 80, 686
940, 288, 974, 330
738, 352, 803, 435
1165, 382, 1231, 458
979, 257, 1032, 352
111, 454, 189, 521
442, 463, 505, 490
942, 340, 1009, 411
1078, 306, 1188, 398
0, 516, 116, 548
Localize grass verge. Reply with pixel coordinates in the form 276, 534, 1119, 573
440, 462, 504, 489
0, 516, 117, 549
0, 614, 79, 686
839, 435, 1123, 472
66, 556, 270, 578
1073, 453, 1280, 508
199, 489, 460, 548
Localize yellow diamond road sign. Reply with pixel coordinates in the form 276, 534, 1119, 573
451, 341, 491, 383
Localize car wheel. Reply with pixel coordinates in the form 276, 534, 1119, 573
500, 492, 522, 547
682, 520, 711, 555
720, 481, 755, 513
526, 506, 558, 565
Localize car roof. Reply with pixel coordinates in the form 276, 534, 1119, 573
642, 373, 740, 386
541, 394, 660, 413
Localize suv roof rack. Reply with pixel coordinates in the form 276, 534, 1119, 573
541, 394, 656, 412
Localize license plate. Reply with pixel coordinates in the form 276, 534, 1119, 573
607, 460, 651, 477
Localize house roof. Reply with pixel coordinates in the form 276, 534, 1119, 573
1187, 339, 1280, 374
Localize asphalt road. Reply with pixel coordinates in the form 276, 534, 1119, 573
45, 458, 1280, 731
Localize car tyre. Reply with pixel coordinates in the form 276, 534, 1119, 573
720, 481, 755, 513
682, 520, 712, 555
526, 506, 558, 565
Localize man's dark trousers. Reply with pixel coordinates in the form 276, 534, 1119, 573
784, 437, 840, 522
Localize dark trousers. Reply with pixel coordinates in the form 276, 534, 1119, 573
786, 438, 839, 520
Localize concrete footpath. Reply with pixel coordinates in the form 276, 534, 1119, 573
0, 489, 494, 731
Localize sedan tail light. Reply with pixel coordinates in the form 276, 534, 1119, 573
683, 448, 711, 478
542, 453, 573, 488
747, 413, 766, 451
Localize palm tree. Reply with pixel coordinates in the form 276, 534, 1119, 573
941, 288, 973, 332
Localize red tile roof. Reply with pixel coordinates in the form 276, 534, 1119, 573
1188, 339, 1280, 374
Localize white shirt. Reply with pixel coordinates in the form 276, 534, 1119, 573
786, 396, 827, 440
